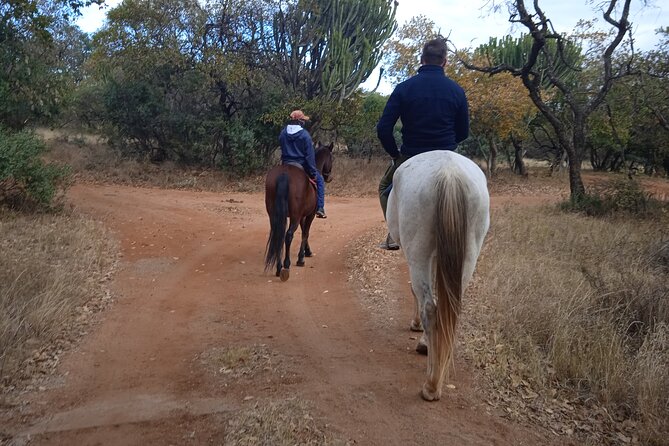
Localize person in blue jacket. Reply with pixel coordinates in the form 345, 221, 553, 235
376, 38, 469, 249
279, 110, 326, 218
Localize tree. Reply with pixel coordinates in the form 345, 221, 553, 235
587, 84, 633, 172
454, 53, 536, 177
0, 0, 101, 129
463, 0, 635, 201
382, 15, 438, 85
339, 92, 387, 159
580, 27, 669, 175
88, 0, 216, 162
271, 0, 397, 104
632, 27, 669, 175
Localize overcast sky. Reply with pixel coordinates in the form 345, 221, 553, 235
77, 0, 668, 93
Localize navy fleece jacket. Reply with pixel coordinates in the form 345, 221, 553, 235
376, 64, 469, 158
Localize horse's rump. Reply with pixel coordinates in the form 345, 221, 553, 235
265, 164, 315, 214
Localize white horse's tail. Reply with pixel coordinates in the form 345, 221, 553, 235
434, 170, 468, 376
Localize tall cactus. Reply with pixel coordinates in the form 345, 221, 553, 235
273, 0, 397, 103
320, 0, 397, 103
475, 34, 583, 91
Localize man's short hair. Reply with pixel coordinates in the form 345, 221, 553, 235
421, 38, 448, 66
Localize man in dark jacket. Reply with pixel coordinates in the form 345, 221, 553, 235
376, 38, 469, 249
279, 110, 326, 218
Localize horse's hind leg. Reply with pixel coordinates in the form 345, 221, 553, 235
296, 217, 307, 266
280, 219, 299, 281
411, 287, 428, 356
297, 215, 315, 267
297, 244, 306, 266
410, 265, 445, 402
410, 287, 424, 333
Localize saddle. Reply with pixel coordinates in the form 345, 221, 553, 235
285, 162, 317, 192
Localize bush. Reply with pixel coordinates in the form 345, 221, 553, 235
561, 177, 664, 217
0, 127, 70, 209
215, 120, 269, 176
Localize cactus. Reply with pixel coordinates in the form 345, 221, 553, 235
474, 34, 583, 91
273, 0, 397, 103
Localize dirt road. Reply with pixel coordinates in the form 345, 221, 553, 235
6, 184, 558, 445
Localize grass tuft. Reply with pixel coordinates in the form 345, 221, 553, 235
225, 399, 347, 446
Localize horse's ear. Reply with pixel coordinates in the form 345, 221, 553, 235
327, 142, 334, 152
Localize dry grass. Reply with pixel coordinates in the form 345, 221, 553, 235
0, 209, 116, 384
472, 206, 669, 444
326, 156, 388, 197
39, 129, 242, 192
197, 344, 289, 381
346, 225, 405, 327
225, 398, 347, 446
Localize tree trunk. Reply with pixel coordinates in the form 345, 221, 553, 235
550, 149, 567, 175
488, 139, 498, 179
567, 121, 587, 200
511, 135, 527, 176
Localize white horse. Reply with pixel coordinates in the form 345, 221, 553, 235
386, 150, 490, 401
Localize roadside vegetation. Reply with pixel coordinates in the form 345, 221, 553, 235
470, 196, 669, 445
0, 210, 116, 385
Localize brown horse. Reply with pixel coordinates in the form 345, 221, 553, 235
264, 143, 333, 281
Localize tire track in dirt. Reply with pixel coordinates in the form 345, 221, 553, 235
4, 184, 560, 446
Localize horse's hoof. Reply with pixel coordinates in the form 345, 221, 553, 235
410, 320, 423, 332
421, 383, 441, 402
305, 251, 313, 258
279, 269, 290, 282
275, 270, 281, 277
296, 260, 305, 267
415, 342, 428, 356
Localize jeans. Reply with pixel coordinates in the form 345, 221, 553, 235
315, 171, 325, 210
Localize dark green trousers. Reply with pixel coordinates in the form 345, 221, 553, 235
378, 154, 409, 219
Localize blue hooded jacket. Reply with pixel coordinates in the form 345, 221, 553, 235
377, 65, 469, 158
279, 125, 318, 177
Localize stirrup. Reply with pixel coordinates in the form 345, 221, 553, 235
378, 233, 399, 250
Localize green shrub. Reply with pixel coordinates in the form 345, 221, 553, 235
560, 192, 609, 216
0, 127, 70, 209
606, 178, 652, 213
561, 177, 664, 217
216, 121, 271, 176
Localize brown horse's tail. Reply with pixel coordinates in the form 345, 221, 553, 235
264, 173, 289, 272
434, 170, 468, 383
